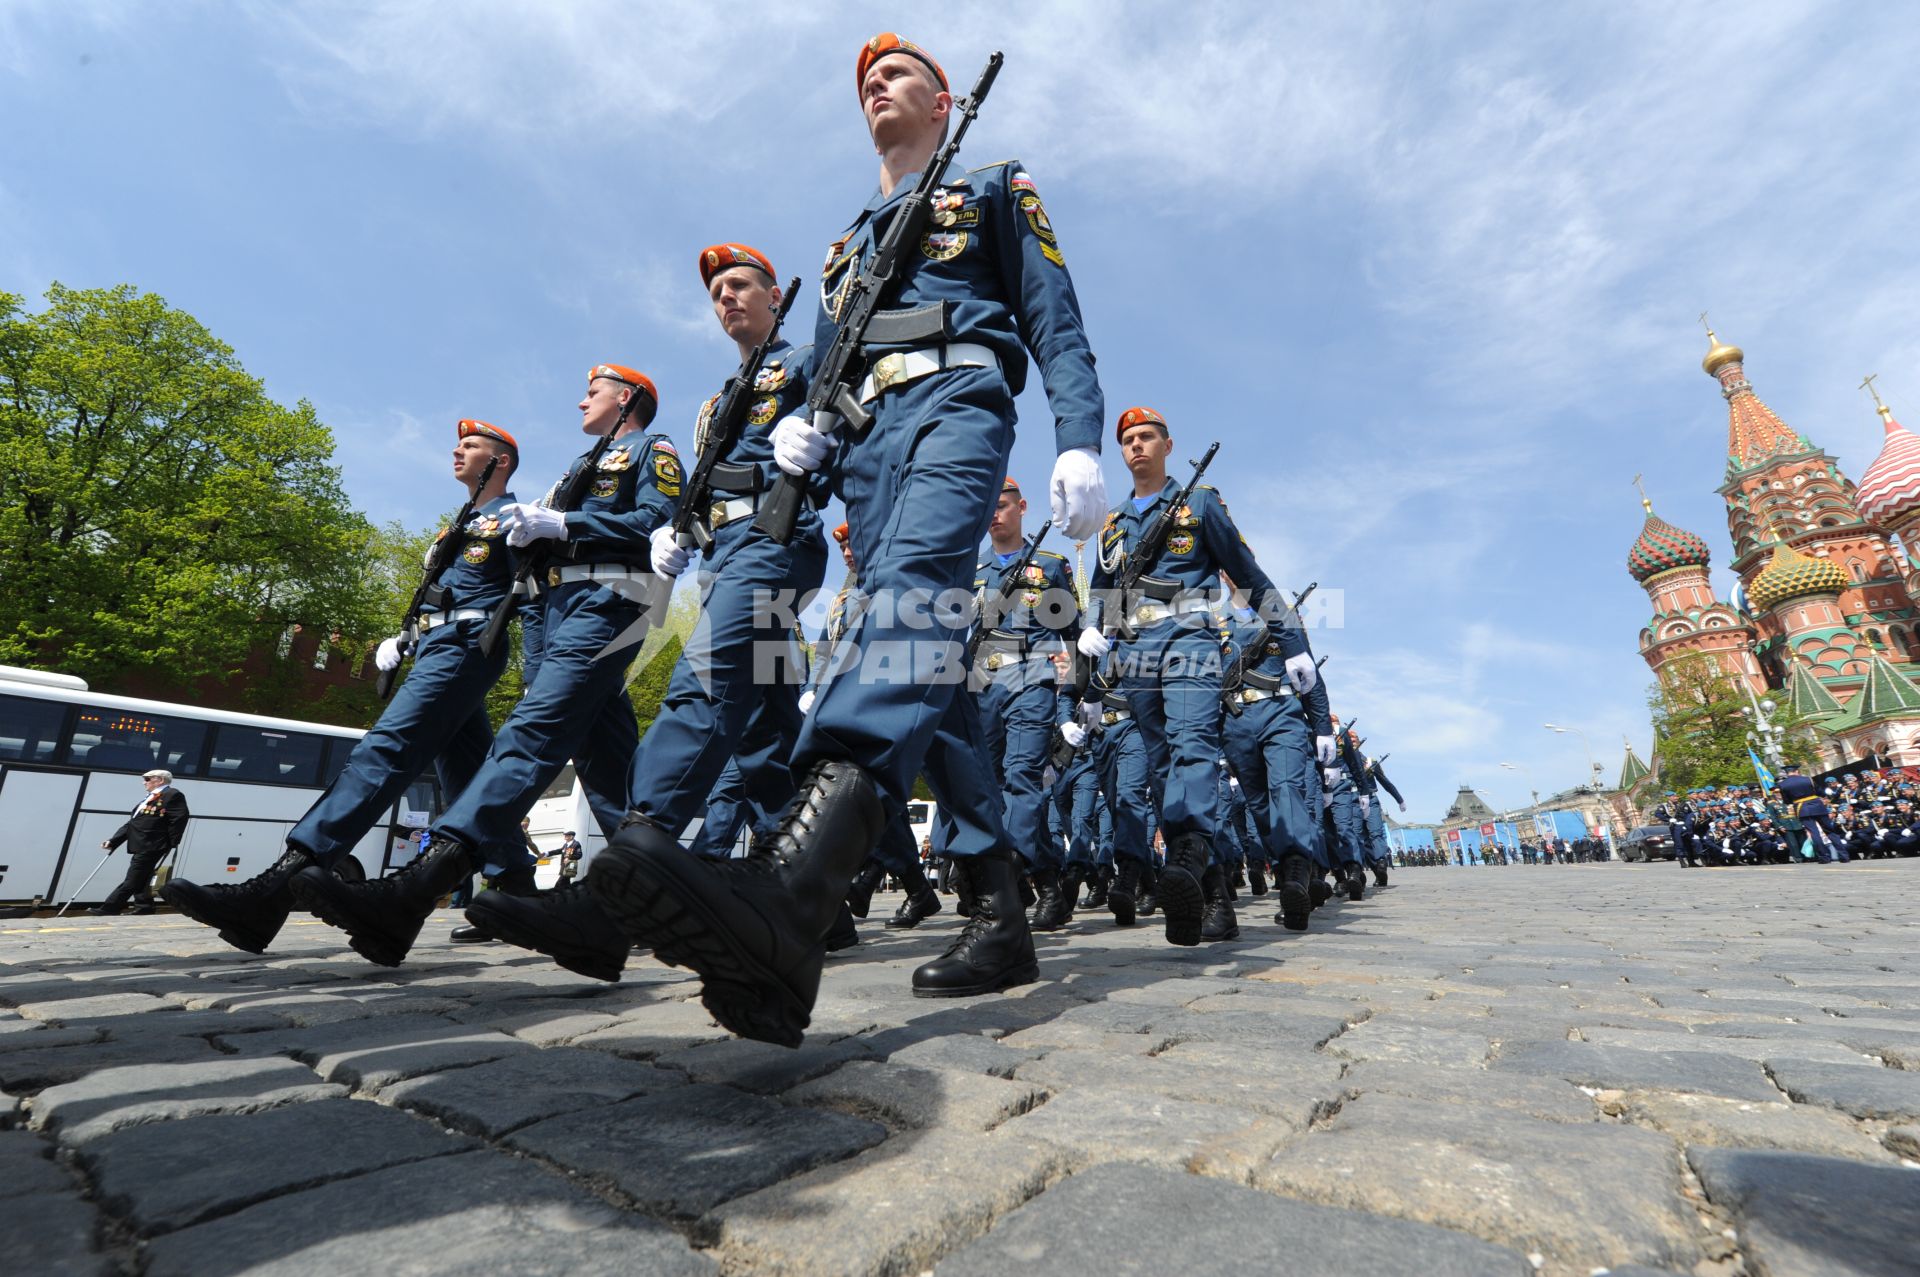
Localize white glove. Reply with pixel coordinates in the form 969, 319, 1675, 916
1283, 652, 1317, 695
1042, 764, 1059, 789
1398, 802, 1407, 814
798, 688, 816, 715
1060, 721, 1088, 748
1077, 627, 1112, 660
650, 525, 690, 578
375, 635, 406, 672
772, 412, 833, 477
1359, 795, 1372, 812
1322, 766, 1342, 788
1050, 445, 1106, 542
503, 503, 568, 547
1315, 734, 1336, 766
1075, 700, 1103, 729
1321, 793, 1334, 811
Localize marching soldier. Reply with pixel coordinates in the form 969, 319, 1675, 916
969, 478, 1082, 929
1085, 662, 1157, 923
161, 421, 533, 952
589, 32, 1107, 1045
1078, 409, 1314, 945
290, 366, 681, 970
1355, 743, 1405, 886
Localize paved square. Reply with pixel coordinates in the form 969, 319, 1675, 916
4, 861, 1918, 1276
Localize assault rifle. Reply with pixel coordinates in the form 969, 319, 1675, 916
479, 384, 649, 657
377, 454, 501, 700
962, 524, 1050, 672
756, 51, 1005, 543
1221, 581, 1317, 714
1071, 441, 1220, 698
675, 278, 801, 552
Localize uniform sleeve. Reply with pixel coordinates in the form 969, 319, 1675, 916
990, 163, 1104, 455
563, 436, 680, 555
107, 821, 130, 850
166, 790, 190, 847
1372, 763, 1405, 805
1045, 553, 1081, 642
515, 584, 547, 678
1200, 490, 1296, 654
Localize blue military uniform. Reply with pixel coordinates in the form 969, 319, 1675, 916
436, 427, 681, 854
1324, 730, 1373, 877
1086, 670, 1155, 869
971, 538, 1079, 871
1219, 615, 1332, 875
1777, 770, 1847, 863
627, 339, 827, 843
1354, 750, 1402, 868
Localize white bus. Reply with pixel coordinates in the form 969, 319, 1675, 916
0, 665, 434, 907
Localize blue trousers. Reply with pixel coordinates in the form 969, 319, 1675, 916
1056, 751, 1102, 867
1096, 800, 1114, 865
290, 618, 515, 869
979, 657, 1058, 868
799, 366, 1015, 860
873, 811, 922, 876
689, 759, 749, 858
1326, 776, 1369, 869
1091, 716, 1154, 866
437, 581, 643, 853
1361, 796, 1391, 866
1120, 624, 1222, 860
628, 519, 824, 838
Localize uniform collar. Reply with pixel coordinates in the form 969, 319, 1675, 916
861, 157, 971, 220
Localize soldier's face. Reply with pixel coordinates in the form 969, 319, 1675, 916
838, 537, 856, 571
863, 55, 949, 147
988, 490, 1026, 538
578, 377, 634, 437
1119, 422, 1172, 477
710, 267, 780, 344
452, 435, 508, 484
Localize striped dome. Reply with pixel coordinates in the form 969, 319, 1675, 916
1627, 512, 1710, 582
1748, 541, 1849, 610
1857, 409, 1920, 528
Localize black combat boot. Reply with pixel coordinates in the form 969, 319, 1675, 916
825, 901, 860, 952
1028, 868, 1064, 932
911, 852, 1040, 998
1159, 833, 1210, 947
1107, 859, 1142, 927
885, 884, 942, 929
453, 864, 539, 942
1248, 861, 1268, 897
1200, 865, 1240, 941
1309, 872, 1335, 908
587, 760, 884, 1048
463, 880, 630, 981
845, 860, 888, 919
1081, 865, 1111, 910
161, 846, 315, 955
1372, 860, 1389, 888
1056, 865, 1083, 925
1344, 861, 1367, 901
1275, 853, 1312, 932
1017, 872, 1038, 910
1138, 865, 1160, 918
290, 836, 477, 967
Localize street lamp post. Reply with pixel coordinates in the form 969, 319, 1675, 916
1742, 684, 1787, 778
1544, 723, 1602, 792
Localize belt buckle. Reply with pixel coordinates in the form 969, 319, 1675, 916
871, 352, 909, 395
547, 568, 562, 588
709, 501, 729, 529
1137, 603, 1163, 625
985, 652, 1004, 672
1241, 688, 1259, 704
1102, 710, 1119, 726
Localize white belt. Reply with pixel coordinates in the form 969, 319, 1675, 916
418, 608, 488, 631
1128, 598, 1214, 629
550, 563, 649, 585
1234, 686, 1291, 705
709, 495, 758, 529
858, 342, 999, 404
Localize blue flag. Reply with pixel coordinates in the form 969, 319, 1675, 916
1748, 747, 1775, 792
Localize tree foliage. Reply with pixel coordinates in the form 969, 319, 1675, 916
1646, 656, 1818, 794
0, 284, 382, 692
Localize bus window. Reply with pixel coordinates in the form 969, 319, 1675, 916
905, 802, 930, 825
208, 725, 324, 785
0, 694, 66, 763
66, 707, 207, 776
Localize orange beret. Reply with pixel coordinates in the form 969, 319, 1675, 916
1001, 476, 1021, 492
699, 243, 775, 288
856, 33, 947, 100
457, 418, 518, 457
833, 522, 851, 544
1116, 406, 1169, 441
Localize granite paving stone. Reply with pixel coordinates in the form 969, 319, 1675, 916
1688, 1147, 1920, 1277
380, 1047, 687, 1136
507, 1082, 887, 1216
31, 1055, 345, 1144
782, 1059, 1047, 1131
227, 1013, 535, 1089
882, 1032, 1047, 1077
1493, 1038, 1781, 1102
653, 1031, 877, 1093
0, 1188, 114, 1276
1605, 1090, 1897, 1162
79, 1097, 474, 1233
996, 1085, 1292, 1172
0, 1127, 77, 1198
936, 1162, 1533, 1276
1764, 1055, 1920, 1124
141, 1148, 715, 1277
1336, 1058, 1599, 1122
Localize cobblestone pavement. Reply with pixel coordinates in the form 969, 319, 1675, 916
4, 861, 1919, 1276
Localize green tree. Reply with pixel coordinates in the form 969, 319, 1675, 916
1646, 655, 1817, 795
0, 284, 382, 694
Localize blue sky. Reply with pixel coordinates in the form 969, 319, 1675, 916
6, 2, 1918, 823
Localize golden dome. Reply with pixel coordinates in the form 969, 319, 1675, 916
1747, 540, 1848, 611
1702, 326, 1744, 376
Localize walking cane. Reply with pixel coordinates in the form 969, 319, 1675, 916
54, 850, 116, 918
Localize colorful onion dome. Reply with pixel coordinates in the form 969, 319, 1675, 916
1748, 540, 1849, 610
1857, 401, 1920, 528
1628, 506, 1711, 582
1702, 327, 1744, 377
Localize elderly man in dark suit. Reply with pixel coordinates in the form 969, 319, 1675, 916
92, 769, 189, 915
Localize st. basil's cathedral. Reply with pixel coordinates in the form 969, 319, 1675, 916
1625, 327, 1920, 787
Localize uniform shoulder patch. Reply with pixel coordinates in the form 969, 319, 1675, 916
1035, 548, 1067, 560
651, 440, 683, 497
967, 159, 1016, 174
